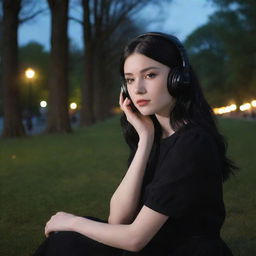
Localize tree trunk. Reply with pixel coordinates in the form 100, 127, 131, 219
0, 14, 3, 115
79, 0, 154, 125
80, 0, 95, 126
80, 39, 95, 125
2, 0, 25, 137
46, 0, 71, 133
93, 46, 106, 121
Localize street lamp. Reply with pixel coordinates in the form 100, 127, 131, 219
40, 100, 47, 108
25, 68, 35, 79
25, 68, 35, 131
70, 102, 77, 110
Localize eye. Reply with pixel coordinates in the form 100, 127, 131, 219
125, 78, 134, 84
145, 73, 156, 79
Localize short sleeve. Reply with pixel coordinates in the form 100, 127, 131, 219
144, 129, 221, 217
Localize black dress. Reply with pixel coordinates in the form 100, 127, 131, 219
33, 124, 234, 256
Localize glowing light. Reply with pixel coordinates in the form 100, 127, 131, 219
219, 107, 227, 114
70, 102, 77, 110
213, 108, 219, 114
40, 101, 47, 108
112, 107, 122, 114
25, 68, 35, 79
251, 100, 256, 107
213, 104, 237, 115
239, 103, 251, 111
229, 104, 237, 111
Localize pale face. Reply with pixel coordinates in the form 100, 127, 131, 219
124, 53, 174, 116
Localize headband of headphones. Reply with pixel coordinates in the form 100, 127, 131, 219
135, 32, 190, 74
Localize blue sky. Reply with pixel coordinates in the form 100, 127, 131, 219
18, 0, 216, 51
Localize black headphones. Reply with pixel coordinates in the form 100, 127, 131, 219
122, 32, 191, 98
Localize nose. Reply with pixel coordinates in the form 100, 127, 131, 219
134, 79, 146, 94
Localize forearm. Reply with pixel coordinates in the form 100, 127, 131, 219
71, 216, 138, 251
45, 207, 168, 252
109, 136, 153, 224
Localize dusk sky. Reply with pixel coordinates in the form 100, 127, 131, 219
18, 0, 216, 51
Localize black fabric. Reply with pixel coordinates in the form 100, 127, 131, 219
144, 124, 224, 218
132, 123, 233, 255
32, 217, 123, 256
32, 124, 234, 256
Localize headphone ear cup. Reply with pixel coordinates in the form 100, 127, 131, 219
167, 68, 190, 97
167, 68, 181, 97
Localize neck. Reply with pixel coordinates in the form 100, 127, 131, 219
155, 113, 175, 139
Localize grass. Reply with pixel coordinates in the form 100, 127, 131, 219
0, 115, 255, 256
218, 118, 256, 255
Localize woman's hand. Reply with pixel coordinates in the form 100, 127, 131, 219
44, 211, 77, 237
119, 90, 154, 139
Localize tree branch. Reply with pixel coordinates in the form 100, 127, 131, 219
19, 8, 47, 24
69, 16, 84, 25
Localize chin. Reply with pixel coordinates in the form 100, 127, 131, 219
138, 108, 155, 116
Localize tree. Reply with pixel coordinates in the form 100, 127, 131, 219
1, 0, 46, 137
46, 0, 71, 133
79, 0, 168, 125
185, 23, 229, 106
19, 42, 50, 114
185, 0, 256, 106
0, 2, 3, 115
209, 0, 256, 103
1, 0, 25, 137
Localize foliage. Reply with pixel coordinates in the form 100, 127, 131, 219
19, 42, 50, 115
185, 0, 256, 106
185, 23, 228, 106
17, 42, 85, 114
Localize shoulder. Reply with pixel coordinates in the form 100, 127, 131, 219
158, 124, 221, 180
159, 123, 220, 171
174, 123, 217, 153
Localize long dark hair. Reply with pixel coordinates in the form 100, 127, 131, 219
119, 33, 238, 182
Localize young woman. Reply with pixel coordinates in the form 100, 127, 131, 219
33, 32, 237, 256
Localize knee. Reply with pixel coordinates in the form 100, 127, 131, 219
48, 231, 82, 243
33, 231, 82, 255
47, 231, 84, 251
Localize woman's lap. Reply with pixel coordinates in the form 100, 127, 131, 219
32, 217, 124, 256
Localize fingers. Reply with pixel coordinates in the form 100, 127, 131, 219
45, 222, 50, 237
44, 215, 53, 237
119, 89, 123, 106
119, 89, 132, 113
122, 98, 132, 113
44, 212, 57, 237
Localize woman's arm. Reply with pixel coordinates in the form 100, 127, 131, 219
108, 91, 155, 224
45, 206, 169, 252
108, 135, 153, 224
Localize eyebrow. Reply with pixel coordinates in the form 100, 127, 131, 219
124, 66, 160, 76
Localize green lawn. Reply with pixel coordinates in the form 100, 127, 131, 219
0, 116, 255, 256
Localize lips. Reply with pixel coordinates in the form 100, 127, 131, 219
136, 100, 150, 106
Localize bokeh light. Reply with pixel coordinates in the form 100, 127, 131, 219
25, 68, 35, 79
70, 102, 77, 110
40, 101, 47, 108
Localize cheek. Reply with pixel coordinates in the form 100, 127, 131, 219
153, 79, 169, 97
153, 83, 173, 106
157, 94, 173, 106
127, 87, 135, 100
